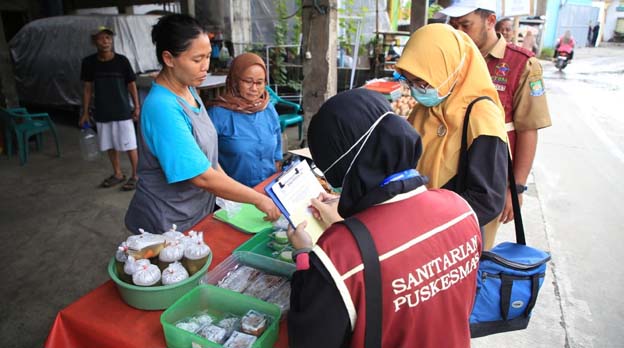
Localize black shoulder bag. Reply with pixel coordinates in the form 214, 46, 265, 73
340, 217, 382, 348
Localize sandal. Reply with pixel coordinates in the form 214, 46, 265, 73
121, 177, 138, 191
100, 174, 126, 188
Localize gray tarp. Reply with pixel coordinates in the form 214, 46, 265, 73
9, 15, 161, 108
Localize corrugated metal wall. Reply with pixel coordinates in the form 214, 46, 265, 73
556, 4, 599, 47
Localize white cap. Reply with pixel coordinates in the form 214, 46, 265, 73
440, 0, 497, 17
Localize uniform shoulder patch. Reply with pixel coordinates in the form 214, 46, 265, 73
529, 79, 545, 97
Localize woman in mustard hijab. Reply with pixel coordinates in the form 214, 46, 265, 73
396, 23, 508, 227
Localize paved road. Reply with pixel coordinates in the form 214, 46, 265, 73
472, 46, 624, 347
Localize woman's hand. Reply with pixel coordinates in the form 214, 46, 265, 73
310, 192, 343, 229
255, 195, 281, 221
287, 221, 313, 250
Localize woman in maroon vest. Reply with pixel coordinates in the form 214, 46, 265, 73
287, 88, 482, 348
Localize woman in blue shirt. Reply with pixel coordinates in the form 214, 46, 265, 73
125, 14, 280, 234
207, 53, 282, 187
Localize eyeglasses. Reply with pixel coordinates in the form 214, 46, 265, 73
401, 76, 430, 94
239, 78, 266, 88
394, 71, 430, 94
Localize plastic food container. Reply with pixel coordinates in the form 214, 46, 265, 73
107, 254, 212, 310
161, 284, 281, 348
232, 230, 296, 277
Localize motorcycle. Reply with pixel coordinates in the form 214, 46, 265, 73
555, 51, 569, 71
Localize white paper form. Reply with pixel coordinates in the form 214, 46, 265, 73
271, 160, 326, 242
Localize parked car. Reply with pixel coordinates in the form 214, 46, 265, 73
9, 15, 161, 110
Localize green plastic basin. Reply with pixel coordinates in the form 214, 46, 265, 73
161, 284, 281, 348
108, 254, 212, 310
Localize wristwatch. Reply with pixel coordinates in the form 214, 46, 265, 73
515, 184, 528, 193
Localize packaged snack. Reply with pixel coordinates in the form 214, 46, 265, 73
276, 249, 294, 263
162, 224, 185, 242
272, 216, 290, 230
123, 256, 151, 284
243, 274, 287, 300
240, 310, 267, 337
175, 320, 201, 333
217, 315, 241, 335
269, 230, 289, 244
182, 232, 211, 275
192, 312, 214, 327
158, 240, 184, 270
126, 229, 166, 259
132, 263, 161, 286
161, 261, 189, 285
217, 265, 262, 293
115, 241, 130, 283
198, 324, 228, 344
266, 281, 291, 316
223, 331, 258, 348
266, 240, 289, 252
181, 230, 199, 247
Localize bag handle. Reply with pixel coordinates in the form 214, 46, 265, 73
341, 217, 382, 348
507, 154, 526, 245
456, 96, 493, 191
457, 96, 526, 245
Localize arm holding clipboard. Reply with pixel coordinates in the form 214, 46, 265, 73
264, 160, 341, 244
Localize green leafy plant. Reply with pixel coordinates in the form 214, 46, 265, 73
428, 3, 443, 18
338, 0, 369, 58
271, 0, 302, 91
539, 47, 554, 60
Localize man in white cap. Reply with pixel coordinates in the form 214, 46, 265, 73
80, 26, 140, 191
441, 0, 552, 250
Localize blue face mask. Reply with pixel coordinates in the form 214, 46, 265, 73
404, 53, 466, 108
410, 87, 447, 107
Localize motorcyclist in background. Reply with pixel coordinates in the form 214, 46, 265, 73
554, 30, 575, 63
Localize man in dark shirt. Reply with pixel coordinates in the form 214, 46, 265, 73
79, 26, 140, 190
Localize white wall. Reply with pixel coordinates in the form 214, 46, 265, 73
603, 0, 624, 41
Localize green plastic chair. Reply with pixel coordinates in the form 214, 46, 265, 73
0, 107, 61, 165
266, 86, 304, 140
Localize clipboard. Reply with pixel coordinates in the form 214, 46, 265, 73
264, 160, 326, 243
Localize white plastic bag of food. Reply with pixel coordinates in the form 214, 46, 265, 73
216, 197, 242, 219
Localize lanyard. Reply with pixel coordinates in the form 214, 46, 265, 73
380, 169, 420, 187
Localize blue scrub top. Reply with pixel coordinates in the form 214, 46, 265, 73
208, 103, 282, 187
142, 83, 211, 183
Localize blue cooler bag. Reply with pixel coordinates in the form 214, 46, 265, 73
469, 242, 551, 337
457, 97, 552, 337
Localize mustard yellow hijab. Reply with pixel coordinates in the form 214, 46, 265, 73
396, 24, 507, 189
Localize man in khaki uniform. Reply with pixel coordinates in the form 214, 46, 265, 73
442, 0, 552, 250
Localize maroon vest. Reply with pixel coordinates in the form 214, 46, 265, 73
315, 188, 481, 348
486, 43, 533, 155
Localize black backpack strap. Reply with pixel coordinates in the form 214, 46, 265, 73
507, 153, 526, 245
341, 217, 382, 348
456, 96, 494, 192
456, 96, 526, 245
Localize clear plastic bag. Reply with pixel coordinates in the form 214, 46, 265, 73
223, 331, 257, 348
216, 197, 242, 219
161, 262, 189, 285
132, 263, 161, 286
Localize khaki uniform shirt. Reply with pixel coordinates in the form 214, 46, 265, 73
486, 36, 552, 131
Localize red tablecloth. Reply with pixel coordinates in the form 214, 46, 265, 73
45, 185, 289, 348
